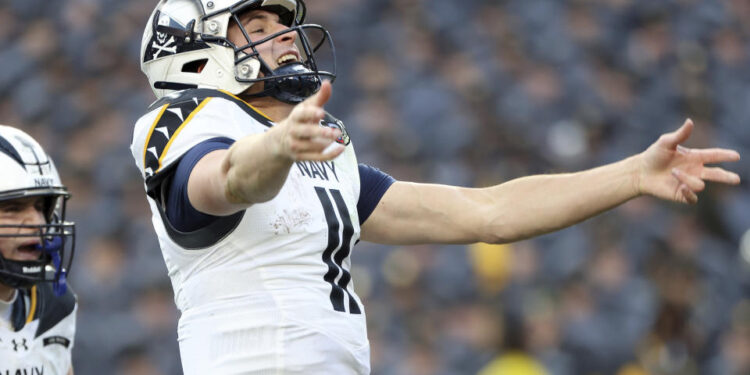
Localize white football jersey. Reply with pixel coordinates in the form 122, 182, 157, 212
0, 285, 77, 375
131, 89, 369, 374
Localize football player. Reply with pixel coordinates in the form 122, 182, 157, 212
0, 125, 77, 375
131, 1, 741, 373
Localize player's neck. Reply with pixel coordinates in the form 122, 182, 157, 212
0, 283, 15, 302
239, 81, 295, 122
243, 95, 294, 123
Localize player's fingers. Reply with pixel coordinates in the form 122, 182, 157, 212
295, 143, 345, 162
303, 80, 332, 108
289, 126, 313, 140
289, 124, 339, 141
289, 105, 325, 124
671, 168, 705, 192
307, 136, 338, 151
680, 184, 698, 204
289, 139, 327, 156
290, 133, 341, 154
701, 167, 742, 185
660, 119, 693, 150
690, 148, 741, 164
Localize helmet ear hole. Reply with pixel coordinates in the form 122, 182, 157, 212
182, 59, 208, 73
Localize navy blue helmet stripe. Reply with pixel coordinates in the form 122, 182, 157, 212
0, 135, 25, 169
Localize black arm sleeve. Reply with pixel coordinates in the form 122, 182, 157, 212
357, 163, 396, 225
165, 137, 235, 232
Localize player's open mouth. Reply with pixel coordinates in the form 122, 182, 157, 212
16, 242, 42, 260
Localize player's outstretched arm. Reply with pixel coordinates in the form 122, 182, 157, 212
187, 81, 344, 216
361, 119, 741, 245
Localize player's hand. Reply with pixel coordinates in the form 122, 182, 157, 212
636, 119, 741, 204
270, 81, 344, 162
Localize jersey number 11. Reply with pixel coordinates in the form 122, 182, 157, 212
315, 187, 362, 314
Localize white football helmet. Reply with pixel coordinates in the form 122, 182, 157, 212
141, 0, 336, 103
0, 125, 75, 295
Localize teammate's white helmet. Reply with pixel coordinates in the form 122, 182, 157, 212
141, 0, 336, 103
0, 125, 75, 295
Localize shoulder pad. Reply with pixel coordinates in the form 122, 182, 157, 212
148, 89, 274, 127
148, 88, 226, 111
34, 283, 76, 337
10, 284, 76, 335
142, 89, 273, 180
143, 93, 211, 179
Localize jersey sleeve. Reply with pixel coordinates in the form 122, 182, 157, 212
165, 137, 235, 232
357, 164, 396, 225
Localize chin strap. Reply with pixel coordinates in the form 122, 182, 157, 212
245, 63, 322, 104
0, 257, 47, 290
36, 237, 66, 297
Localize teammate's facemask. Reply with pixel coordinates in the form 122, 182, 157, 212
0, 126, 75, 296
142, 0, 336, 104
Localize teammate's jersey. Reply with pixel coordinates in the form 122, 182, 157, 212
130, 89, 370, 374
0, 285, 77, 375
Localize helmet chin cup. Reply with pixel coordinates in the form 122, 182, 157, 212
266, 63, 321, 104
0, 254, 51, 289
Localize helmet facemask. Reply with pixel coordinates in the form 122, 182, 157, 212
230, 23, 336, 104
222, 2, 336, 103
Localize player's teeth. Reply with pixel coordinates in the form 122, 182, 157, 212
277, 55, 297, 65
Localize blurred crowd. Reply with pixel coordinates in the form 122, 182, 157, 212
0, 0, 749, 374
